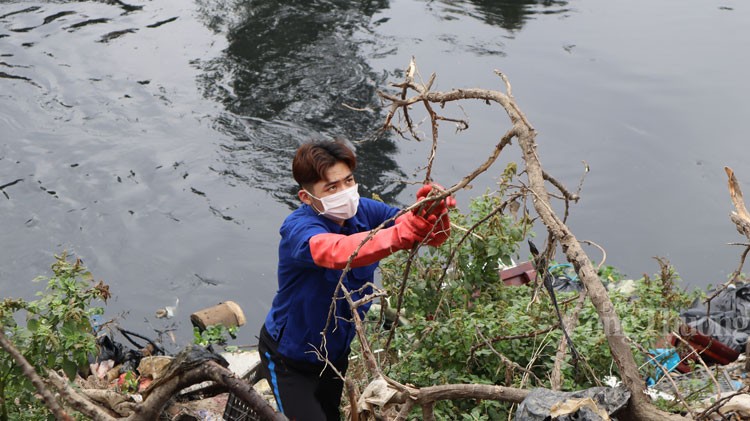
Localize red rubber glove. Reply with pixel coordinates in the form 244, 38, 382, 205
309, 212, 438, 270
425, 212, 451, 247
415, 184, 455, 247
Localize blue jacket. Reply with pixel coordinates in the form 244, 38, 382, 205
263, 197, 400, 365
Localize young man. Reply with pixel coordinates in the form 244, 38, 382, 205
258, 140, 453, 420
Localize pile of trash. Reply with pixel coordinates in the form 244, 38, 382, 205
76, 302, 275, 420
499, 262, 750, 419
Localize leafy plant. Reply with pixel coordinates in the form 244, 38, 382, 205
193, 324, 239, 351
0, 252, 109, 421
118, 370, 139, 394
361, 178, 702, 419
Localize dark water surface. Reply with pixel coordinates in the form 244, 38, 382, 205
2, 0, 749, 347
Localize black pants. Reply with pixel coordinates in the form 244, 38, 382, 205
258, 325, 349, 421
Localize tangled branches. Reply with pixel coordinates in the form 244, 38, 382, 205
316, 58, 686, 420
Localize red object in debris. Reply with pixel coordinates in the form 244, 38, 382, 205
138, 377, 152, 392
499, 261, 537, 286
669, 324, 740, 368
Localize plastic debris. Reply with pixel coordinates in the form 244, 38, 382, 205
550, 397, 610, 420
357, 376, 398, 413
718, 393, 750, 417
549, 263, 584, 292
89, 359, 115, 379
645, 348, 681, 386
515, 386, 630, 421
156, 298, 179, 319
681, 283, 750, 352
645, 388, 675, 402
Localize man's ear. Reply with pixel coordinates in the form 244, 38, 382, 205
298, 189, 312, 205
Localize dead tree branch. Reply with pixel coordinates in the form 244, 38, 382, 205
473, 326, 542, 385
392, 383, 529, 406
550, 291, 588, 390
314, 59, 695, 420
47, 371, 123, 421
468, 324, 558, 360
0, 329, 75, 421
726, 167, 750, 238
704, 167, 750, 305
375, 60, 684, 420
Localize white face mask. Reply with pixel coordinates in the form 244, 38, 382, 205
305, 184, 360, 221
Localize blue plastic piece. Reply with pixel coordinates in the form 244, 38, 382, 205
645, 348, 680, 386
548, 263, 578, 281
91, 314, 103, 334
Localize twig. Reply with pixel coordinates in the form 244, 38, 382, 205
468, 324, 558, 359
695, 386, 749, 420
394, 399, 415, 421
703, 243, 750, 306
671, 332, 722, 399
728, 244, 750, 283
542, 170, 580, 203
726, 167, 750, 222
422, 99, 440, 183
448, 221, 485, 240
550, 290, 588, 390
576, 161, 590, 197
384, 246, 421, 353
339, 283, 383, 378
493, 70, 535, 131
580, 240, 607, 269
629, 339, 695, 418
473, 326, 541, 384
47, 371, 120, 420
0, 178, 24, 190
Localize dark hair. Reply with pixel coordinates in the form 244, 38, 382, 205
292, 140, 357, 188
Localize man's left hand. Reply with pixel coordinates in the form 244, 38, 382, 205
414, 183, 455, 247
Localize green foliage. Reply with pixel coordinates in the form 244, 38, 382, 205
119, 370, 139, 394
368, 172, 701, 420
0, 253, 108, 421
193, 324, 239, 351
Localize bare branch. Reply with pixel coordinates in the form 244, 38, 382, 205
394, 399, 415, 421
629, 339, 695, 417
468, 324, 558, 359
670, 331, 722, 401
542, 170, 580, 203
0, 330, 75, 421
580, 240, 607, 269
726, 167, 750, 221
550, 291, 588, 390
473, 326, 542, 384
695, 386, 749, 420
392, 383, 529, 405
355, 59, 686, 420
46, 371, 119, 420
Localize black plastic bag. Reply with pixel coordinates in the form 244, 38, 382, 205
681, 283, 750, 352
